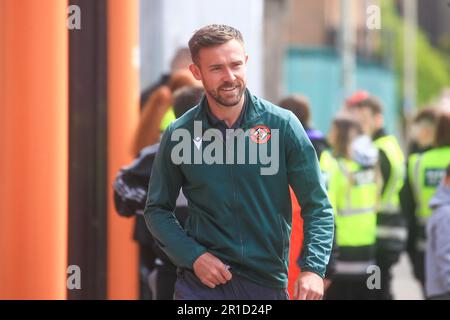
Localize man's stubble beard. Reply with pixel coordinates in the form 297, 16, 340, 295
205, 79, 246, 108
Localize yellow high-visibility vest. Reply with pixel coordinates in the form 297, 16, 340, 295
408, 147, 450, 224
328, 158, 378, 247
160, 108, 176, 131
373, 135, 405, 214
319, 149, 337, 191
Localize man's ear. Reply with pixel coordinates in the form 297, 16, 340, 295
245, 55, 249, 64
375, 113, 384, 129
189, 63, 202, 81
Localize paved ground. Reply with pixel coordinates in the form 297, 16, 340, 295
391, 253, 424, 300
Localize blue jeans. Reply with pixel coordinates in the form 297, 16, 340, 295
173, 268, 289, 300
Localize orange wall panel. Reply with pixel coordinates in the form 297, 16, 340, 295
107, 0, 140, 299
0, 0, 68, 299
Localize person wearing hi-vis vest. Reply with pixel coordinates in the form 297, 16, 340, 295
346, 92, 407, 300
323, 116, 380, 300
404, 111, 450, 291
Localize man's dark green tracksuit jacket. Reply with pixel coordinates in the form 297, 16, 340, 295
144, 89, 334, 289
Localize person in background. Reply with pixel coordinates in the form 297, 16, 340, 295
346, 92, 406, 300
125, 69, 195, 299
324, 116, 380, 300
140, 47, 192, 112
404, 111, 450, 291
400, 107, 439, 292
279, 95, 328, 157
425, 164, 450, 300
113, 85, 204, 299
408, 107, 439, 155
132, 69, 200, 156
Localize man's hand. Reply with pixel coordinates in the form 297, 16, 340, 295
193, 252, 232, 289
293, 271, 324, 300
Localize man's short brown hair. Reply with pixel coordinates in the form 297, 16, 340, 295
349, 96, 383, 115
435, 111, 450, 147
331, 117, 363, 158
413, 107, 438, 125
188, 24, 244, 64
278, 95, 311, 126
173, 86, 204, 119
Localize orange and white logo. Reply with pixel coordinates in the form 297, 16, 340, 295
249, 125, 271, 144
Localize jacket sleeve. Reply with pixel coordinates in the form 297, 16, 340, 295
318, 150, 338, 279
113, 172, 146, 217
433, 209, 450, 291
144, 124, 208, 269
112, 157, 151, 217
285, 114, 335, 278
324, 225, 338, 279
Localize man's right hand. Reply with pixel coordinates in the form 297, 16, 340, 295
193, 252, 232, 288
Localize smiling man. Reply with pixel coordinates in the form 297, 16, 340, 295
144, 24, 334, 300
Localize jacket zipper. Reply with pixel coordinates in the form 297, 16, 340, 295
227, 136, 244, 267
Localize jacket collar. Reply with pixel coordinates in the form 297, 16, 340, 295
373, 128, 387, 140
194, 88, 263, 128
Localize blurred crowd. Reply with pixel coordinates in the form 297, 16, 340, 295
113, 47, 450, 300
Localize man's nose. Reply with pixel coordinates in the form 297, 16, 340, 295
222, 67, 236, 82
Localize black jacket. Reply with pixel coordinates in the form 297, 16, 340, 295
113, 143, 188, 264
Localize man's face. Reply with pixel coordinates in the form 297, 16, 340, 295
327, 125, 337, 150
349, 106, 382, 136
412, 121, 435, 149
189, 39, 248, 108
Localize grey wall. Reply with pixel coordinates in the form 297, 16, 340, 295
139, 0, 264, 96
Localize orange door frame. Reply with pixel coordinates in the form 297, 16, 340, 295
0, 0, 69, 299
107, 0, 140, 300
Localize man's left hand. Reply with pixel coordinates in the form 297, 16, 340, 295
293, 271, 324, 300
